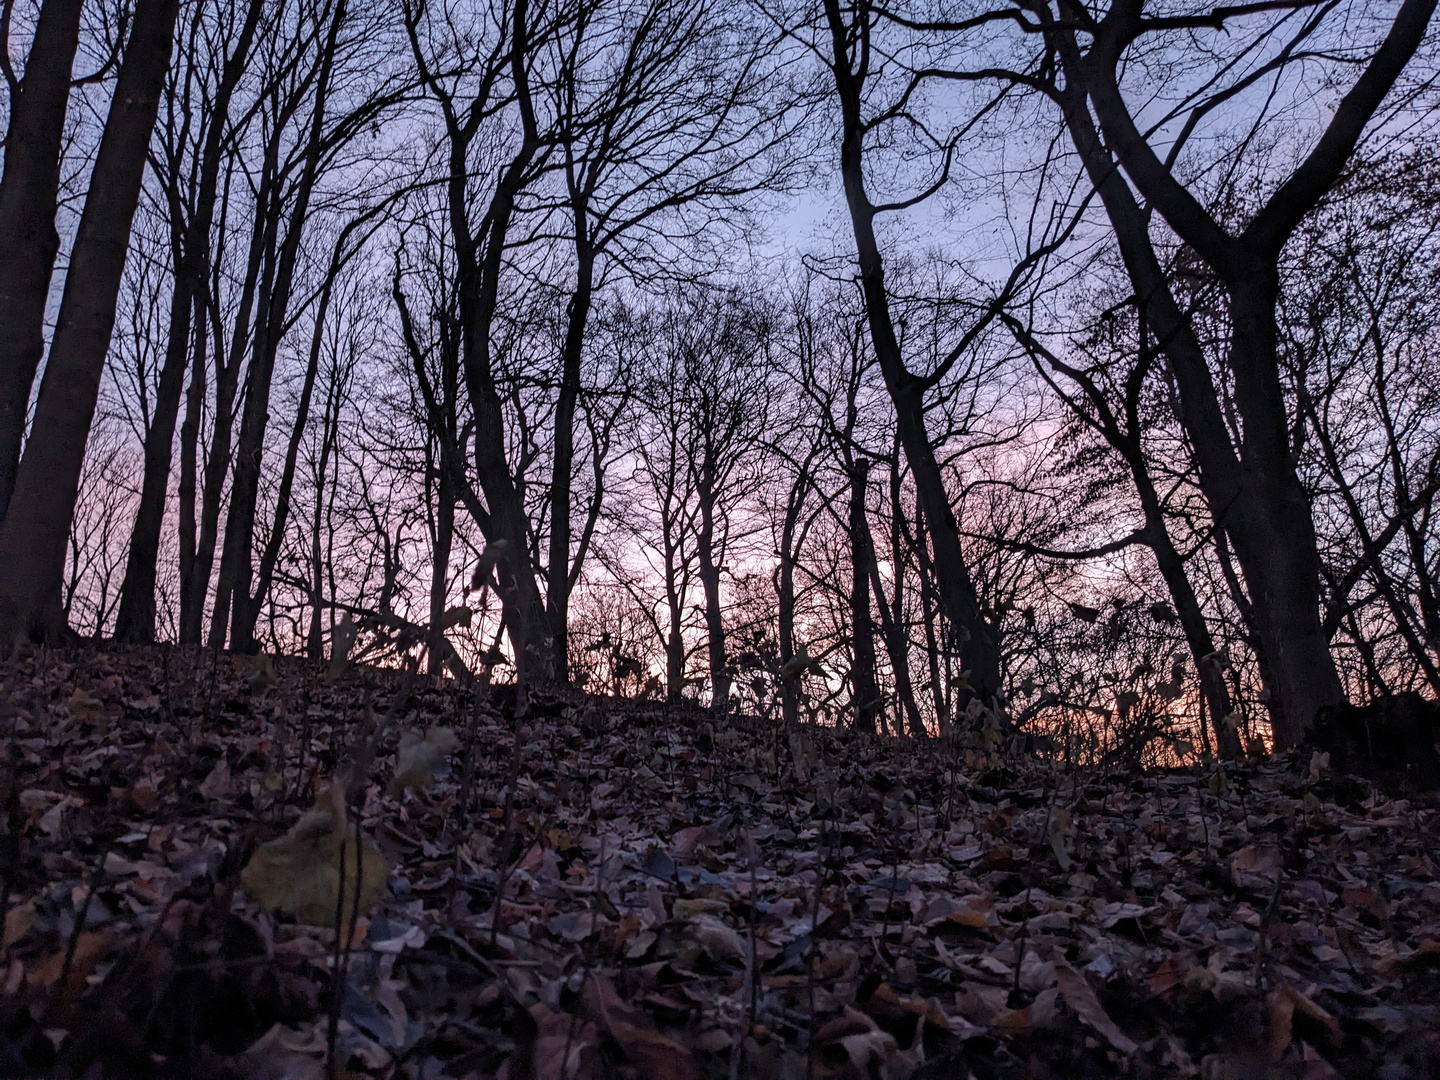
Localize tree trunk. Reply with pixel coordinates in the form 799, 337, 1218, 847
0, 0, 178, 643
306, 382, 340, 660
697, 482, 729, 713
114, 0, 263, 642
188, 171, 272, 644
247, 263, 337, 639
1051, 64, 1341, 748
427, 460, 455, 677
451, 0, 551, 677
875, 451, 924, 737
177, 294, 206, 639
776, 465, 809, 728
1131, 457, 1241, 758
1222, 274, 1345, 744
0, 0, 84, 522
1047, 1, 1435, 744
821, 0, 1001, 703
547, 239, 593, 684
848, 459, 882, 735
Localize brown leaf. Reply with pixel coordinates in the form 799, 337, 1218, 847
582, 974, 700, 1080
241, 783, 389, 926
31, 932, 113, 997
1230, 844, 1283, 894
1267, 983, 1340, 1062
1055, 963, 1137, 1055
668, 824, 724, 859
2, 902, 35, 949
995, 987, 1060, 1033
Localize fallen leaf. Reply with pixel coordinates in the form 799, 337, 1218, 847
582, 974, 700, 1080
241, 782, 389, 927
1056, 963, 1137, 1054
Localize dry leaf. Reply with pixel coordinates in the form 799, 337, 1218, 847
2, 902, 35, 949
1056, 963, 1137, 1054
582, 974, 700, 1080
1048, 806, 1074, 870
241, 782, 389, 926
1230, 845, 1283, 894
388, 726, 460, 796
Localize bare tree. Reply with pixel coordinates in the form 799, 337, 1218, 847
1016, 0, 1436, 745
0, 0, 178, 644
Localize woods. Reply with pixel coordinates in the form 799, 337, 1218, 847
2, 0, 1439, 756
2, 2, 1440, 1076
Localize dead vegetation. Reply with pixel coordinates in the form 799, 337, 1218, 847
0, 645, 1435, 1079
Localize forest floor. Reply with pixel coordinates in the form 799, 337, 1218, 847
0, 646, 1435, 1079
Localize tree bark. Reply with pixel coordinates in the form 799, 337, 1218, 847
0, 0, 178, 643
114, 0, 264, 642
696, 477, 729, 713
0, 0, 84, 522
847, 459, 882, 735
546, 237, 593, 684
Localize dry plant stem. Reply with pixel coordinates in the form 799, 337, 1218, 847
326, 812, 366, 1079
52, 854, 106, 1015
489, 695, 526, 951
1254, 873, 1284, 992
748, 834, 759, 1029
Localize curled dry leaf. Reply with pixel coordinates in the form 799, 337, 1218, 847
387, 726, 460, 796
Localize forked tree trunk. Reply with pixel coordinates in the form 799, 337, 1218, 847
1047, 0, 1435, 745
0, 0, 84, 522
0, 0, 178, 643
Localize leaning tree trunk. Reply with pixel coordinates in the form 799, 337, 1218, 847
1131, 454, 1242, 758
0, 0, 178, 644
822, 0, 1001, 703
0, 0, 84, 522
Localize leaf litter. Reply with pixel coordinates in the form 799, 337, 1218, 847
0, 646, 1435, 1078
